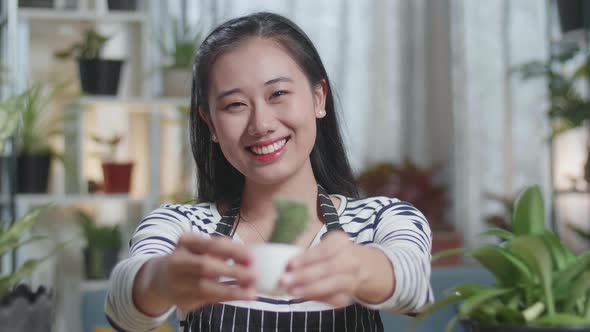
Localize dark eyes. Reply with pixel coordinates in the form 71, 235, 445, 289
271, 90, 289, 98
223, 90, 289, 110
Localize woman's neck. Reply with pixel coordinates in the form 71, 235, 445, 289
239, 160, 318, 225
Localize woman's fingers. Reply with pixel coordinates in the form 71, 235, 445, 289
171, 249, 257, 286
290, 274, 356, 307
287, 231, 348, 269
177, 234, 254, 266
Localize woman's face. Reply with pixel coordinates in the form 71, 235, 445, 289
202, 37, 326, 185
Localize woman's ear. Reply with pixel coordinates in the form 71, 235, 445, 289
313, 79, 328, 118
198, 108, 218, 142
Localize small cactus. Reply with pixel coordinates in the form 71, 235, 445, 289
269, 198, 308, 244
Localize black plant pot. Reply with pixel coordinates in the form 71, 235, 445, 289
83, 247, 119, 280
465, 321, 590, 332
556, 0, 590, 33
0, 285, 54, 332
16, 154, 51, 193
107, 0, 137, 10
78, 59, 124, 96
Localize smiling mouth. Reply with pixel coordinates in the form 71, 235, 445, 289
247, 137, 290, 155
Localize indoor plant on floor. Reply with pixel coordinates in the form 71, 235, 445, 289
0, 205, 57, 331
91, 133, 134, 193
78, 211, 121, 280
409, 186, 590, 332
55, 29, 124, 96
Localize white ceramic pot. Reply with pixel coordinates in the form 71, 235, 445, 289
252, 243, 302, 296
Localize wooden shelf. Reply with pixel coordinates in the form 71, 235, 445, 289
76, 96, 190, 108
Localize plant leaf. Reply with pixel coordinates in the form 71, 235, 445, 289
444, 315, 459, 332
512, 186, 545, 236
469, 246, 532, 286
565, 271, 590, 313
405, 293, 466, 332
480, 228, 515, 242
432, 248, 471, 262
508, 235, 555, 315
458, 287, 513, 318
0, 259, 42, 298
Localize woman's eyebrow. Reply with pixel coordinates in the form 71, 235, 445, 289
264, 76, 293, 86
217, 88, 242, 100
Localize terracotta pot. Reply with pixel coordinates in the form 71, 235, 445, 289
432, 230, 463, 266
101, 162, 133, 193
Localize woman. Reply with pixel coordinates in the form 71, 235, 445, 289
106, 12, 433, 332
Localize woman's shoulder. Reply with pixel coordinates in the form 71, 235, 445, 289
338, 195, 427, 223
150, 201, 221, 226
338, 195, 402, 215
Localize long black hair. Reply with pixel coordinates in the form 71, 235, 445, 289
190, 12, 358, 204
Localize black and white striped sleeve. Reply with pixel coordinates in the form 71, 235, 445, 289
357, 199, 434, 313
104, 205, 193, 331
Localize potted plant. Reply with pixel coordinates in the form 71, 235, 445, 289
357, 161, 462, 265
0, 205, 56, 331
91, 133, 134, 193
159, 19, 201, 97
252, 198, 308, 295
409, 186, 590, 331
518, 45, 590, 186
78, 211, 121, 280
11, 83, 65, 193
55, 29, 124, 96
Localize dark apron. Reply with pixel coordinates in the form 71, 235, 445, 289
180, 185, 384, 332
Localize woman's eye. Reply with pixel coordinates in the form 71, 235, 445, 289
271, 90, 289, 99
225, 102, 245, 110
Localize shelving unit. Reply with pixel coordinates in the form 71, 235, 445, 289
0, 2, 194, 331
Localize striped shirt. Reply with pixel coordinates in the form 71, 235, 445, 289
105, 195, 434, 331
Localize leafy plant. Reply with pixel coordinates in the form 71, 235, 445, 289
14, 83, 66, 157
78, 211, 121, 279
269, 198, 308, 244
408, 186, 590, 331
159, 18, 201, 69
0, 92, 26, 150
0, 205, 53, 300
54, 29, 109, 60
517, 44, 590, 139
357, 161, 451, 231
90, 133, 123, 162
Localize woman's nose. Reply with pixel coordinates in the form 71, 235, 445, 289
247, 105, 278, 136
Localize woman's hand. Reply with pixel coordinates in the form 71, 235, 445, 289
278, 231, 369, 308
134, 234, 257, 315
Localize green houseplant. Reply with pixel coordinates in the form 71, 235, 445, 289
357, 161, 462, 265
55, 29, 124, 95
78, 211, 121, 280
159, 19, 202, 97
0, 205, 56, 331
409, 186, 590, 332
90, 133, 134, 193
11, 83, 65, 193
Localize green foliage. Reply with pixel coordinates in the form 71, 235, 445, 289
0, 205, 52, 299
517, 46, 590, 139
14, 83, 66, 156
269, 198, 308, 244
408, 185, 590, 329
78, 211, 121, 251
159, 18, 202, 69
54, 29, 109, 60
0, 92, 25, 149
90, 133, 123, 161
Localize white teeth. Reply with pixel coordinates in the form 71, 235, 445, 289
250, 138, 287, 155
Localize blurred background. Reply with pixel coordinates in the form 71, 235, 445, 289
0, 0, 589, 331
